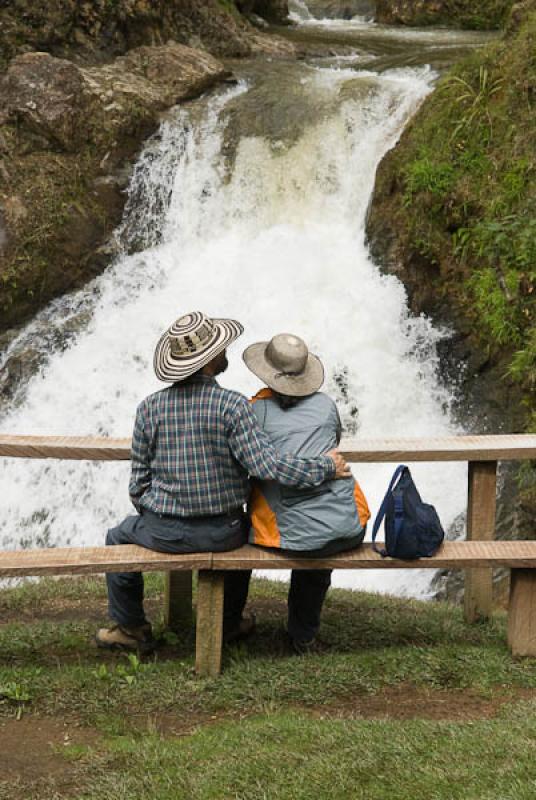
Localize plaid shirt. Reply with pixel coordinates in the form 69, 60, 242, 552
129, 375, 336, 517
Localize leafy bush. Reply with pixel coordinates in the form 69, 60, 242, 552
403, 159, 456, 208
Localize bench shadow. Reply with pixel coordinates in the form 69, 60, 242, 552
222, 591, 505, 664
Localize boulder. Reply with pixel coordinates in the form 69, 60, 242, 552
0, 42, 228, 332
0, 53, 90, 152
0, 44, 228, 154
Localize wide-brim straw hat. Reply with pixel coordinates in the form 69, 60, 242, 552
243, 333, 324, 397
154, 311, 243, 382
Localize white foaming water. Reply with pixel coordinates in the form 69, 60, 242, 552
0, 65, 466, 597
289, 0, 315, 21
289, 0, 371, 25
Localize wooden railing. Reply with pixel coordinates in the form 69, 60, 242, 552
1, 433, 535, 624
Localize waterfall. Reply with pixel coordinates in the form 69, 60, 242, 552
288, 0, 373, 24
0, 61, 466, 598
288, 0, 315, 21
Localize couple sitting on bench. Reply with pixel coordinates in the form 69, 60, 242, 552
96, 311, 370, 655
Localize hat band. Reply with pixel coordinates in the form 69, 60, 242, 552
274, 369, 306, 378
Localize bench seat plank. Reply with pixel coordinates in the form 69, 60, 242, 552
3, 541, 536, 579
212, 541, 536, 570
0, 545, 212, 578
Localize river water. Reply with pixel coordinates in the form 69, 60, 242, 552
0, 4, 495, 597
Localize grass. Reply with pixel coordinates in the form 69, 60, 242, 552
66, 711, 536, 800
424, 29, 534, 371
1, 574, 536, 798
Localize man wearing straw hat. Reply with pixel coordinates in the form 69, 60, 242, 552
96, 312, 350, 653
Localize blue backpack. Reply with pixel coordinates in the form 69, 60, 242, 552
372, 465, 445, 560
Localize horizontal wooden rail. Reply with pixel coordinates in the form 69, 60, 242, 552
0, 435, 130, 461
0, 433, 535, 462
340, 434, 536, 463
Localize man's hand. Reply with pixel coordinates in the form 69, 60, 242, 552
326, 448, 352, 479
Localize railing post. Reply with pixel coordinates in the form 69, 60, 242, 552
164, 571, 193, 632
464, 460, 498, 622
195, 570, 224, 678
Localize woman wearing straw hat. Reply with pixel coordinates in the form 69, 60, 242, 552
243, 333, 370, 654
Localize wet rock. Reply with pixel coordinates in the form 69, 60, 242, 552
237, 1, 290, 24
0, 348, 41, 403
0, 309, 94, 413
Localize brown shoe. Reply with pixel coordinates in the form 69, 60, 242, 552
95, 623, 157, 654
290, 636, 316, 655
223, 612, 256, 644
289, 636, 327, 655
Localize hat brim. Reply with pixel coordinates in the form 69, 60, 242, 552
154, 317, 243, 382
243, 341, 324, 397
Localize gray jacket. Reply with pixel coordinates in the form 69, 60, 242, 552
248, 391, 370, 551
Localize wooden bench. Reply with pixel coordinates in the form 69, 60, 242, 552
2, 432, 536, 676
3, 539, 536, 677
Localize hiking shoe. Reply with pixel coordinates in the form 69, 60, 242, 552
223, 612, 257, 644
95, 623, 157, 654
290, 636, 317, 656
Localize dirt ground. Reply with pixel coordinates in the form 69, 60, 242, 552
1, 684, 533, 794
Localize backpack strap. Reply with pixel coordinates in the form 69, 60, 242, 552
372, 465, 407, 557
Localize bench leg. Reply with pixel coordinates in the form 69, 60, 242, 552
164, 571, 193, 632
195, 570, 224, 677
508, 569, 536, 657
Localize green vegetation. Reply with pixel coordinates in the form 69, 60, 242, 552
376, 0, 514, 30
372, 5, 536, 439
1, 574, 536, 798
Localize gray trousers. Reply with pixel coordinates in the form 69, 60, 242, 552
105, 507, 251, 631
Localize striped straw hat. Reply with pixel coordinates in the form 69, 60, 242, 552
153, 311, 243, 382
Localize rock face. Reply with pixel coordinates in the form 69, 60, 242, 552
0, 0, 296, 335
375, 0, 513, 29
0, 1, 250, 68
0, 44, 228, 331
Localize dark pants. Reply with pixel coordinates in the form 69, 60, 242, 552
283, 531, 367, 644
105, 508, 251, 631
